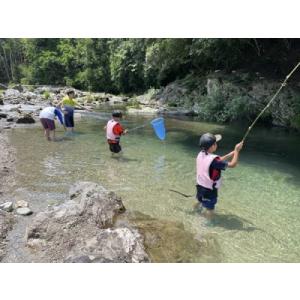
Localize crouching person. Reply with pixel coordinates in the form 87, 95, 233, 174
39, 106, 65, 141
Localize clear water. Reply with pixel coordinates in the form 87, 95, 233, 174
5, 112, 300, 262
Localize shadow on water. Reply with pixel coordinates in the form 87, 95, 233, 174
110, 155, 139, 162
182, 206, 281, 244
213, 213, 257, 231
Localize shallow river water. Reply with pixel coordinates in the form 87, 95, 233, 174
5, 112, 300, 262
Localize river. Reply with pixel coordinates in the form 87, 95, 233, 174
5, 112, 300, 262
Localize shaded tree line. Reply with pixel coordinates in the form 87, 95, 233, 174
1, 38, 300, 94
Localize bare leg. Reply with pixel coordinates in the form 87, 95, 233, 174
193, 202, 203, 213
45, 129, 51, 141
49, 130, 56, 141
204, 209, 215, 226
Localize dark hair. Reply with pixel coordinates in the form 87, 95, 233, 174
112, 111, 123, 118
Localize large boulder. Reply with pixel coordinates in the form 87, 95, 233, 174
23, 91, 37, 101
25, 182, 149, 262
3, 89, 21, 99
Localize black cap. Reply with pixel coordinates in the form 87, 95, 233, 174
199, 133, 222, 150
112, 111, 123, 118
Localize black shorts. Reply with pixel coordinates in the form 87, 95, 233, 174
109, 142, 122, 153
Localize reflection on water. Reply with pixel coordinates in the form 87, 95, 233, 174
6, 113, 300, 262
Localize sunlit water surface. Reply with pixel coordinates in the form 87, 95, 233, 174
5, 112, 300, 262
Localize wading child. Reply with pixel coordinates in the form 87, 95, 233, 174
39, 106, 65, 141
57, 89, 88, 133
105, 111, 128, 154
196, 133, 243, 226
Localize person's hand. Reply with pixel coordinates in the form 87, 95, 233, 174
124, 129, 128, 134
63, 125, 67, 131
234, 141, 244, 152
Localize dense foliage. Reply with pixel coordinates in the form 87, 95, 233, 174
1, 38, 300, 129
1, 38, 300, 94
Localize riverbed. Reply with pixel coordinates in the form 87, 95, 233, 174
4, 112, 300, 262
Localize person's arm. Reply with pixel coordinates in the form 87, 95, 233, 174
74, 99, 91, 111
56, 100, 63, 108
220, 151, 235, 161
54, 109, 66, 130
227, 142, 244, 168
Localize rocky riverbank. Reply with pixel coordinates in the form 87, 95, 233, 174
1, 177, 214, 262
2, 69, 300, 130
0, 131, 16, 260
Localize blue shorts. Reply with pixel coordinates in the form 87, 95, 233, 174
200, 197, 218, 210
64, 107, 74, 128
196, 185, 218, 210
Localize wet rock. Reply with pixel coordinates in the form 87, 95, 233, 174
0, 113, 7, 119
16, 114, 35, 124
117, 211, 223, 263
0, 95, 3, 105
16, 207, 32, 216
0, 201, 13, 212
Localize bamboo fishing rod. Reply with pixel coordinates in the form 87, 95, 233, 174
171, 62, 300, 199
242, 61, 300, 142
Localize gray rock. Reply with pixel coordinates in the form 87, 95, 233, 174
12, 85, 24, 92
4, 89, 21, 98
0, 202, 13, 212
68, 181, 125, 228
15, 200, 29, 208
66, 227, 149, 263
109, 96, 126, 104
25, 182, 148, 263
23, 92, 37, 100
0, 95, 3, 105
0, 210, 15, 261
16, 207, 32, 216
0, 113, 7, 119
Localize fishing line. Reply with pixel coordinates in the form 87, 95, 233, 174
242, 62, 300, 142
